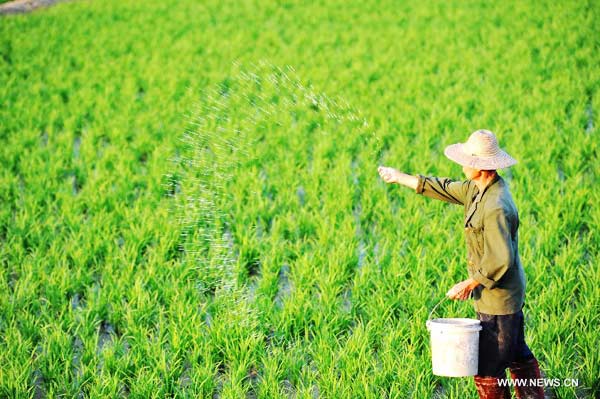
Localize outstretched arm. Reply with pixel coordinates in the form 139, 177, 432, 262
378, 165, 471, 205
377, 166, 418, 190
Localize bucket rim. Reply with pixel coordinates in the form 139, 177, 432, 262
426, 318, 482, 331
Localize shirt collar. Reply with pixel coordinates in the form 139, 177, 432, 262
473, 174, 501, 201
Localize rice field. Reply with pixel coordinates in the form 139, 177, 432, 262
1, 0, 599, 398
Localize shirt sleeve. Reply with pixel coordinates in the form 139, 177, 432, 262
472, 207, 514, 289
415, 175, 471, 205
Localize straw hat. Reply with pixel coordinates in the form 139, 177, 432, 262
444, 129, 517, 170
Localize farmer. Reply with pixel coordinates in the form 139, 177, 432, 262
377, 130, 544, 398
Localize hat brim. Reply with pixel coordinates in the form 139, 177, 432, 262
444, 143, 517, 170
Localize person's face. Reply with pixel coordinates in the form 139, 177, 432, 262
462, 165, 481, 180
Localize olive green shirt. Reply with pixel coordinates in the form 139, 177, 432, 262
416, 174, 526, 315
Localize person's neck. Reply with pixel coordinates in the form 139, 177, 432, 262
473, 172, 498, 192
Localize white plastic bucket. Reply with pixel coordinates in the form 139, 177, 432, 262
426, 318, 482, 377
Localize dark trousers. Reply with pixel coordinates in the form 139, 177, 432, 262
477, 309, 534, 377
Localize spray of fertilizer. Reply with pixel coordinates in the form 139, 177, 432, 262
165, 60, 391, 339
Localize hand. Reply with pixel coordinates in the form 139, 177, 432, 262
378, 166, 400, 184
446, 278, 480, 300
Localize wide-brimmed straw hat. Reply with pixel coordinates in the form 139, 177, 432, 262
444, 129, 517, 170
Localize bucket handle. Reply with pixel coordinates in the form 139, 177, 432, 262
428, 296, 448, 321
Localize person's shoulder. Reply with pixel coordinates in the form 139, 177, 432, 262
462, 178, 476, 191
489, 176, 514, 197
484, 190, 517, 221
